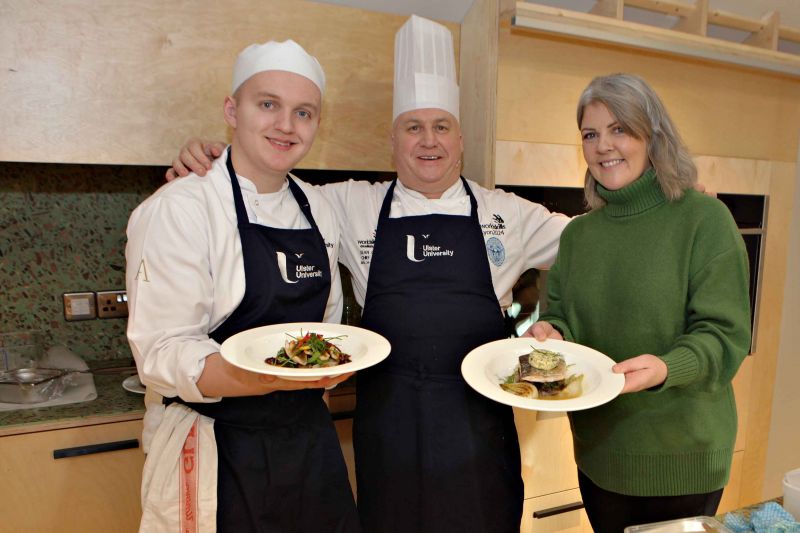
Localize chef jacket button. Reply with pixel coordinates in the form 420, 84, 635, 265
254, 199, 260, 206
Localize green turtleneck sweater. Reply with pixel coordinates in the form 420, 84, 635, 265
541, 169, 750, 496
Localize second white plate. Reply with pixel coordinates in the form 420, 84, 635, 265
122, 374, 146, 394
461, 338, 624, 411
220, 322, 391, 381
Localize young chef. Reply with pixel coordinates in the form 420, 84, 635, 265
125, 40, 360, 532
166, 16, 569, 532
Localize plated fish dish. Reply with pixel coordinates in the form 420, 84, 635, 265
500, 347, 583, 400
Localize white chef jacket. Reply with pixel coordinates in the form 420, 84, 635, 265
322, 178, 569, 311
126, 151, 342, 450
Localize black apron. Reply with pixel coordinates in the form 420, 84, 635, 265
353, 179, 523, 533
175, 148, 360, 533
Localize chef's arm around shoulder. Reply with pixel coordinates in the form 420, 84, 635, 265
166, 137, 225, 180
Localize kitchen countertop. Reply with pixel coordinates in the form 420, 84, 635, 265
0, 358, 145, 437
0, 359, 357, 437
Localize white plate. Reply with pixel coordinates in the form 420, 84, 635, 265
122, 375, 145, 394
461, 338, 624, 411
220, 323, 391, 381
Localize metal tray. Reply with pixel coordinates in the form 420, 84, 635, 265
0, 367, 75, 404
625, 516, 732, 533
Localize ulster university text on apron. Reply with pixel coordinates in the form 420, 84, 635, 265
174, 148, 360, 533
354, 178, 523, 533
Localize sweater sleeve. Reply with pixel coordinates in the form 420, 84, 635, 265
538, 229, 574, 341
659, 211, 751, 392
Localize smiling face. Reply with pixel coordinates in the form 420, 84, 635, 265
224, 70, 321, 190
391, 108, 464, 199
580, 101, 649, 191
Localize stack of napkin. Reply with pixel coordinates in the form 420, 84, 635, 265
724, 502, 800, 533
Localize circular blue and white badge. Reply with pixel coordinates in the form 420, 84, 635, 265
486, 237, 505, 267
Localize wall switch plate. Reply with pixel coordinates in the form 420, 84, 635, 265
63, 292, 97, 321
96, 290, 128, 319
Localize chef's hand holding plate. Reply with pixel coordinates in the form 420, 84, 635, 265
612, 354, 667, 394
197, 353, 353, 397
522, 321, 564, 341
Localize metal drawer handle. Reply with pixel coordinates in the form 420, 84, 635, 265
53, 438, 140, 459
533, 501, 584, 519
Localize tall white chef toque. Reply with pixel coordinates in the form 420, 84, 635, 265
231, 39, 326, 95
393, 15, 459, 123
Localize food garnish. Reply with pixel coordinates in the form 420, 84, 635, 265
500, 347, 583, 400
265, 332, 352, 368
500, 382, 539, 399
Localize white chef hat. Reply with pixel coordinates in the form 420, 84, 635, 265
393, 15, 459, 122
231, 39, 326, 96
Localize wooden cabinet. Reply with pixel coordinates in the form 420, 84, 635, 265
515, 408, 584, 532
521, 489, 593, 533
0, 419, 144, 533
515, 409, 577, 498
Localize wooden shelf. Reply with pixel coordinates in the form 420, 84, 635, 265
513, 2, 800, 77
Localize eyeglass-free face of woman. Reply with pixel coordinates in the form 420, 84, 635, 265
580, 101, 649, 191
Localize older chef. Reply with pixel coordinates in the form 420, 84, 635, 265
125, 41, 360, 532
167, 16, 569, 532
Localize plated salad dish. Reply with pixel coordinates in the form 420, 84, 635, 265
220, 322, 391, 381
265, 332, 352, 368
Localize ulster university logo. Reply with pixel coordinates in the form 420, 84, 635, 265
405, 234, 455, 262
276, 252, 323, 283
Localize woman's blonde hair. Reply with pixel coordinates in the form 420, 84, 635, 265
577, 73, 697, 209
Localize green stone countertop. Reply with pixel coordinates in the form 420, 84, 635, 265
0, 359, 145, 436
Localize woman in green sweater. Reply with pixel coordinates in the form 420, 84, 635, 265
530, 73, 751, 532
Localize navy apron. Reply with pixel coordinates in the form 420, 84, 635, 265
175, 148, 360, 533
353, 178, 523, 533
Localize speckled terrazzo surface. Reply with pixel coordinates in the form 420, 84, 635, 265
0, 358, 144, 433
0, 162, 164, 361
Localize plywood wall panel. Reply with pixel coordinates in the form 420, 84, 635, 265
739, 161, 797, 505
497, 29, 800, 162
460, 0, 499, 187
495, 141, 585, 186
0, 0, 458, 169
694, 156, 773, 194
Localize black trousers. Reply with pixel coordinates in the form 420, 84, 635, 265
578, 470, 724, 533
